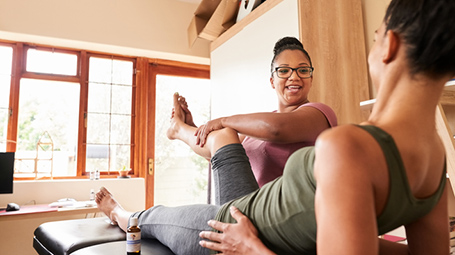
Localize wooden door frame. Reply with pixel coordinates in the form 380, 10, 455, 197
144, 59, 210, 208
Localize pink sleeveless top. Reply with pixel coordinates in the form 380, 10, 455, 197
242, 102, 337, 187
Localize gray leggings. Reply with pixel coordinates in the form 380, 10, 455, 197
131, 143, 259, 255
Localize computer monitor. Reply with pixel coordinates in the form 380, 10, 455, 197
0, 152, 15, 194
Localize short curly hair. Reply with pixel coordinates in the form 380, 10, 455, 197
270, 37, 312, 73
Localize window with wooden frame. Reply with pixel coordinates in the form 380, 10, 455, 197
1, 41, 137, 179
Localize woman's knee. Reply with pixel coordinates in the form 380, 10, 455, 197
208, 128, 241, 153
212, 128, 239, 142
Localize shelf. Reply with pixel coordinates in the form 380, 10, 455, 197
210, 0, 283, 51
360, 98, 376, 111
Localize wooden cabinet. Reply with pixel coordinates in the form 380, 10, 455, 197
298, 0, 369, 125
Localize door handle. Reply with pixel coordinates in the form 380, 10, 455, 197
148, 158, 154, 175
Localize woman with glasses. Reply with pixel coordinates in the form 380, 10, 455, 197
97, 0, 453, 253
175, 36, 337, 188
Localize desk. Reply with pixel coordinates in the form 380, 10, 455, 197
0, 203, 99, 221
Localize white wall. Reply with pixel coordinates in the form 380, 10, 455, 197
210, 0, 299, 118
361, 0, 391, 52
360, 0, 392, 98
0, 0, 211, 64
0, 178, 145, 255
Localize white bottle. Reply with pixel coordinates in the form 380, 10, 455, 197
95, 169, 100, 180
127, 217, 141, 254
89, 189, 95, 201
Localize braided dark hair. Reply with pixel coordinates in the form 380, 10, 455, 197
385, 0, 455, 78
270, 37, 312, 73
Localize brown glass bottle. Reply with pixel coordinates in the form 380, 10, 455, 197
127, 217, 141, 254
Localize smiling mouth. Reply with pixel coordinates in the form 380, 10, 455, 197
286, 85, 302, 90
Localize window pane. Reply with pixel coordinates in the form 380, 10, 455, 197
86, 144, 109, 172
0, 46, 13, 75
87, 57, 133, 173
112, 60, 133, 85
26, 49, 77, 76
88, 57, 113, 84
111, 144, 130, 170
0, 46, 13, 151
16, 79, 79, 177
87, 83, 111, 113
86, 113, 110, 143
89, 57, 133, 85
85, 144, 130, 173
111, 85, 132, 114
110, 115, 131, 144
155, 75, 211, 206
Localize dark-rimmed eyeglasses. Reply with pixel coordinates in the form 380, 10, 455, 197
272, 67, 314, 79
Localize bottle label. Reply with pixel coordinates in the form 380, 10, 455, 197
126, 232, 141, 252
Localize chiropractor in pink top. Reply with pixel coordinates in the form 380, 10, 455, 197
243, 102, 336, 187
181, 37, 337, 187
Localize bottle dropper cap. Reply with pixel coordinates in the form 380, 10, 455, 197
130, 217, 138, 226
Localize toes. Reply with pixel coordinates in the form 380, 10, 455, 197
99, 187, 111, 196
173, 92, 180, 108
178, 97, 188, 109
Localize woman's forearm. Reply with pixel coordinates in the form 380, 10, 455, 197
221, 109, 329, 143
221, 113, 281, 141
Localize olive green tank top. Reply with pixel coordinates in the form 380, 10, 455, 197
363, 125, 447, 234
214, 125, 446, 255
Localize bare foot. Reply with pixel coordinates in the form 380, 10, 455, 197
167, 93, 186, 140
177, 95, 196, 127
95, 187, 123, 225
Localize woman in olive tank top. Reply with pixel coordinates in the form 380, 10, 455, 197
96, 0, 454, 254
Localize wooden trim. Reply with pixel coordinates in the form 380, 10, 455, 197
20, 72, 80, 83
210, 0, 284, 52
436, 105, 455, 193
77, 51, 89, 177
135, 58, 149, 181
149, 58, 210, 72
17, 40, 138, 59
0, 39, 19, 45
146, 66, 158, 208
150, 64, 210, 79
6, 43, 23, 152
130, 59, 138, 177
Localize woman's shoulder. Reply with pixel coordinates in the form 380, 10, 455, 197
296, 102, 338, 126
297, 102, 331, 110
314, 125, 385, 184
317, 124, 362, 140
316, 125, 379, 158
